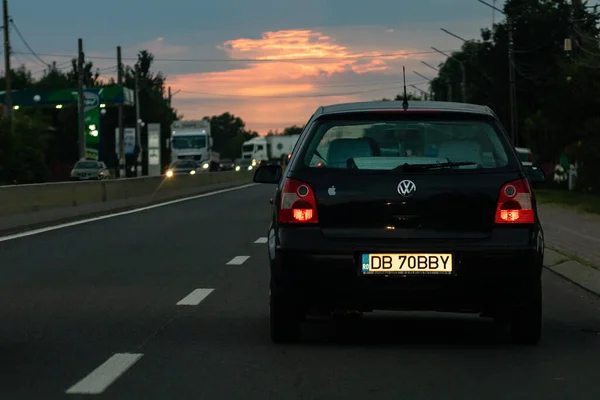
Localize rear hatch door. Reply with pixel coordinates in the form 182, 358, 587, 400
293, 170, 520, 240
289, 110, 523, 240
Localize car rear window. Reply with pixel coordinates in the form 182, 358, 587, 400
302, 114, 511, 171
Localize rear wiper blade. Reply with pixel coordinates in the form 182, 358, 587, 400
392, 161, 477, 172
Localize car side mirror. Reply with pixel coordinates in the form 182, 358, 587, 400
253, 165, 282, 184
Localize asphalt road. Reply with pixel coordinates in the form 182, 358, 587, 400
1, 183, 599, 399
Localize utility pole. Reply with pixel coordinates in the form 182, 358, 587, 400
134, 64, 142, 177
477, 0, 518, 145
3, 0, 12, 120
168, 86, 172, 106
117, 46, 125, 178
507, 18, 518, 146
77, 38, 86, 160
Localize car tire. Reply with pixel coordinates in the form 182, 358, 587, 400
509, 280, 542, 345
270, 279, 302, 343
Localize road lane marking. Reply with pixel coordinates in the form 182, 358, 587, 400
254, 237, 268, 243
227, 256, 250, 265
176, 288, 214, 306
0, 183, 258, 243
65, 353, 143, 395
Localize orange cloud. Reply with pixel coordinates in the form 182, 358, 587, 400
168, 29, 422, 133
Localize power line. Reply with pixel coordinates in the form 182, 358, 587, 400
176, 81, 428, 99
11, 49, 460, 63
9, 18, 50, 68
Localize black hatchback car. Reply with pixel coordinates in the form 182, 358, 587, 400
253, 100, 545, 345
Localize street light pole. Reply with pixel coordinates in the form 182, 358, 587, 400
421, 61, 452, 101
432, 46, 467, 103
411, 84, 429, 100
413, 71, 434, 99
440, 28, 469, 43
476, 0, 518, 146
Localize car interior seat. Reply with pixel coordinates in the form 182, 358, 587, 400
327, 138, 379, 168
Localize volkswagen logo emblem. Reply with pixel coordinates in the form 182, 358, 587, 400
397, 180, 416, 197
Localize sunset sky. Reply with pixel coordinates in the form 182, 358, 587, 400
13, 0, 497, 133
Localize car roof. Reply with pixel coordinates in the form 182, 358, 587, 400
315, 100, 496, 118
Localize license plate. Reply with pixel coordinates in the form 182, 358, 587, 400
361, 253, 453, 275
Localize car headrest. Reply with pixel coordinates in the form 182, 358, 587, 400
327, 138, 378, 168
437, 140, 482, 166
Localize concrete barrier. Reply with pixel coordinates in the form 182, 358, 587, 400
0, 171, 254, 233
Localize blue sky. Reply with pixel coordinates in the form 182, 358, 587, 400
10, 0, 499, 132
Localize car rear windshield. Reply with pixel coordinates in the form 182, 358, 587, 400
74, 161, 99, 169
302, 114, 511, 171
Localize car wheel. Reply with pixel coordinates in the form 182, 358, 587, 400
509, 280, 542, 345
270, 279, 303, 343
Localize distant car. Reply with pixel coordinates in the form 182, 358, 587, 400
70, 160, 109, 180
253, 100, 545, 345
515, 147, 533, 167
515, 147, 546, 187
235, 159, 254, 172
165, 160, 200, 177
219, 158, 235, 171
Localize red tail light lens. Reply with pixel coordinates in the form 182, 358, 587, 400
495, 178, 535, 224
279, 179, 319, 224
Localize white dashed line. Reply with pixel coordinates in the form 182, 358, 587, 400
254, 237, 268, 244
176, 288, 214, 306
66, 353, 143, 395
226, 256, 250, 265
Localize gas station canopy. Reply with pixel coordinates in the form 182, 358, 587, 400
0, 86, 135, 108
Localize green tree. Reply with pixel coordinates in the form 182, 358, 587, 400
0, 112, 52, 184
0, 65, 34, 90
203, 112, 257, 158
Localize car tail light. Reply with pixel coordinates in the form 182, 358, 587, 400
279, 178, 319, 224
494, 178, 534, 224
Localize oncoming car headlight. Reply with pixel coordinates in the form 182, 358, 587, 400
190, 170, 196, 175
235, 166, 241, 171
248, 165, 253, 171
166, 170, 173, 178
202, 163, 209, 169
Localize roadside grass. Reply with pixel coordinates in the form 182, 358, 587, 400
535, 188, 600, 216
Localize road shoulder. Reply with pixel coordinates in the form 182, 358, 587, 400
0, 180, 255, 237
544, 247, 600, 297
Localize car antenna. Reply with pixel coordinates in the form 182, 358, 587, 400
402, 66, 409, 111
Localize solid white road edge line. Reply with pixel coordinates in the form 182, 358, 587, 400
254, 237, 268, 244
65, 353, 143, 395
0, 183, 258, 243
226, 256, 251, 265
176, 288, 214, 306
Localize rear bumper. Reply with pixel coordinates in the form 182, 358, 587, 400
271, 227, 543, 312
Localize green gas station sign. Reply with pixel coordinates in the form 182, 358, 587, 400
83, 91, 101, 160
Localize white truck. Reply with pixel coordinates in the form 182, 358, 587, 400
241, 134, 300, 166
170, 120, 220, 171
